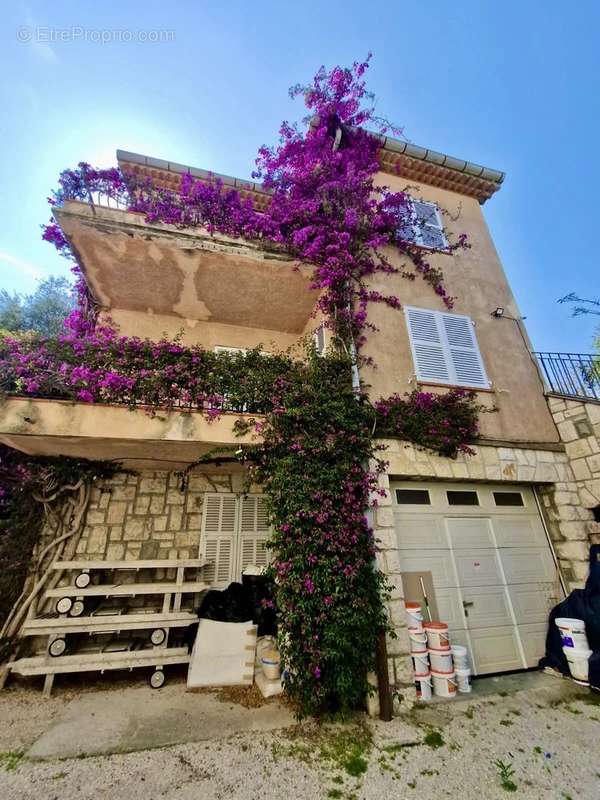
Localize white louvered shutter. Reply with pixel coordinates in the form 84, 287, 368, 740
200, 494, 237, 586
405, 307, 451, 384
237, 495, 271, 576
412, 200, 447, 250
440, 313, 489, 388
405, 307, 490, 389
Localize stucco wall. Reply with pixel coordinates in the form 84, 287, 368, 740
106, 309, 302, 353
360, 176, 559, 446
372, 440, 595, 712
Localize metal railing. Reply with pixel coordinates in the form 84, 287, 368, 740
534, 352, 600, 400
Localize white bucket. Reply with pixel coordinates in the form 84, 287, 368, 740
405, 602, 424, 631
455, 667, 472, 693
409, 628, 428, 653
414, 671, 432, 701
410, 651, 430, 674
424, 622, 450, 651
555, 618, 589, 650
451, 645, 469, 669
428, 648, 453, 673
261, 649, 281, 681
563, 646, 592, 683
431, 669, 457, 698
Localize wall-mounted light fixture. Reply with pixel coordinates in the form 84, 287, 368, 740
491, 307, 505, 318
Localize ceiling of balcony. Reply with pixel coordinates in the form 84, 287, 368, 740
54, 202, 318, 334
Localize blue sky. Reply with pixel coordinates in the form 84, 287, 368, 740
1, 1, 598, 352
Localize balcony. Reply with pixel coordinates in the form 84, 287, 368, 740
534, 352, 600, 401
52, 200, 318, 335
0, 397, 261, 471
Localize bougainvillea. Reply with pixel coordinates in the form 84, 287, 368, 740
0, 57, 481, 713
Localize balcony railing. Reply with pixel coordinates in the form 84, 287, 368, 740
534, 352, 600, 401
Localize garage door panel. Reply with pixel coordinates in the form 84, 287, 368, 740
469, 626, 523, 673
454, 549, 503, 587
461, 585, 514, 629
500, 548, 557, 584
446, 517, 495, 549
396, 550, 457, 588
508, 582, 557, 624
493, 517, 548, 548
431, 587, 465, 629
519, 622, 548, 668
391, 480, 561, 677
393, 516, 447, 550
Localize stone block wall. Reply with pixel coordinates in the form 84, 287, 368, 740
371, 439, 596, 712
547, 394, 600, 515
72, 470, 253, 562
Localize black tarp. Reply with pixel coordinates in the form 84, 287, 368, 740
540, 544, 600, 687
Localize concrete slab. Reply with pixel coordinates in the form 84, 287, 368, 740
27, 682, 296, 760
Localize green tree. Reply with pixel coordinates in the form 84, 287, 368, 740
0, 276, 74, 336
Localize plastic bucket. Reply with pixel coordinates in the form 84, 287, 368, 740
424, 622, 450, 650
409, 628, 428, 653
405, 602, 424, 631
410, 651, 430, 674
451, 645, 469, 669
428, 648, 453, 673
414, 671, 432, 701
555, 618, 589, 650
261, 649, 281, 681
563, 646, 592, 683
431, 669, 457, 698
455, 667, 472, 693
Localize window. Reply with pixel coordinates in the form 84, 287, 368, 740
395, 489, 431, 505
404, 306, 490, 389
313, 325, 327, 356
447, 490, 479, 506
398, 199, 448, 250
214, 346, 247, 355
493, 491, 525, 507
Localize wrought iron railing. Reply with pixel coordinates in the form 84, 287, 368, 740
534, 352, 600, 400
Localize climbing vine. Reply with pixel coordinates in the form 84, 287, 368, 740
0, 446, 118, 660
0, 57, 481, 713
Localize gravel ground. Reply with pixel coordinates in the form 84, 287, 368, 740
1, 675, 599, 800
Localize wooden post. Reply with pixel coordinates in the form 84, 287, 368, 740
375, 630, 393, 722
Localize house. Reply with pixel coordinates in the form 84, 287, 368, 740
0, 134, 597, 704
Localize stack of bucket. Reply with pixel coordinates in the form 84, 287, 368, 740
407, 602, 472, 699
555, 617, 592, 685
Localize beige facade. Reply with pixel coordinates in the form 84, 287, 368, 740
3, 137, 598, 711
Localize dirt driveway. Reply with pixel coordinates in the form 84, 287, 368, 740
0, 670, 598, 800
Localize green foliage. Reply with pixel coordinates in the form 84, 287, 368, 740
0, 276, 74, 336
494, 759, 517, 792
423, 730, 445, 749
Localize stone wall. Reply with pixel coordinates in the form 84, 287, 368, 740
73, 470, 252, 562
547, 394, 600, 520
371, 439, 596, 713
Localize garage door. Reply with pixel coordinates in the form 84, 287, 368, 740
392, 482, 563, 675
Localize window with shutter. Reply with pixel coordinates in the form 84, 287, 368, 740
405, 306, 490, 389
237, 495, 271, 574
313, 325, 327, 356
200, 494, 238, 586
398, 198, 448, 250
200, 493, 272, 586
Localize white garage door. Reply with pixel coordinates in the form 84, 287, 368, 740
392, 482, 563, 675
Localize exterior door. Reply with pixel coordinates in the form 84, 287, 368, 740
392, 481, 563, 675
200, 493, 271, 586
